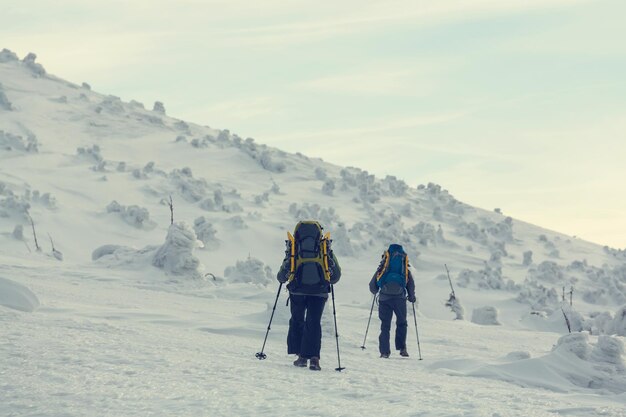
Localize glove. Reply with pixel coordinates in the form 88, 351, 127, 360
407, 294, 417, 303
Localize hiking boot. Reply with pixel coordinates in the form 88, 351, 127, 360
309, 356, 321, 371
380, 353, 390, 358
293, 355, 308, 367
400, 348, 409, 357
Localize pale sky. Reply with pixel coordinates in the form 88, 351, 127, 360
3, 0, 625, 248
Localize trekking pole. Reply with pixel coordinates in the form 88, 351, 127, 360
411, 302, 423, 360
331, 285, 346, 371
255, 282, 283, 360
360, 294, 377, 350
445, 264, 455, 298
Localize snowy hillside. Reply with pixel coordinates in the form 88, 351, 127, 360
1, 49, 626, 416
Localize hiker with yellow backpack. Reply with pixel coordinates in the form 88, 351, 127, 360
369, 244, 416, 358
277, 221, 341, 371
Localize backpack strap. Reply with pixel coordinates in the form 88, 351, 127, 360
321, 232, 331, 282
376, 250, 390, 281
404, 254, 409, 284
287, 231, 296, 282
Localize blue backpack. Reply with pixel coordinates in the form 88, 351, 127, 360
376, 244, 408, 296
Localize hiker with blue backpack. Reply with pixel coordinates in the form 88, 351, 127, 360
369, 244, 416, 358
277, 221, 341, 371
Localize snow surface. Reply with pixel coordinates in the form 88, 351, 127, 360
1, 51, 626, 416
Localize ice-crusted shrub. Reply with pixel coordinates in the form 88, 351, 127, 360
457, 263, 515, 291
322, 179, 335, 196
77, 145, 103, 162
81, 82, 91, 90
315, 167, 327, 180
153, 101, 165, 114
581, 264, 626, 305
224, 257, 273, 286
270, 181, 280, 194
193, 216, 218, 250
516, 279, 559, 312
445, 294, 464, 320
152, 222, 202, 277
0, 83, 12, 110
455, 221, 488, 245
382, 175, 408, 197
254, 192, 270, 205
0, 194, 31, 219
174, 120, 189, 131
99, 95, 124, 114
523, 250, 533, 267
200, 189, 242, 213
0, 48, 19, 62
106, 201, 152, 228
22, 53, 46, 76
471, 306, 500, 325
409, 222, 443, 246
169, 167, 209, 202
0, 130, 38, 152
330, 222, 354, 257
486, 217, 514, 241
527, 261, 565, 284
259, 151, 286, 173
288, 203, 338, 228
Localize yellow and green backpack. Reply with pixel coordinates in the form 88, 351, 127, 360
286, 221, 331, 294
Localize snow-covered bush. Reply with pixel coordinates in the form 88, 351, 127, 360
523, 250, 533, 267
22, 52, 46, 76
0, 48, 19, 62
445, 294, 464, 320
322, 179, 335, 196
455, 221, 488, 245
382, 175, 408, 197
224, 257, 273, 286
168, 168, 210, 202
153, 101, 166, 114
77, 144, 103, 162
0, 130, 38, 152
471, 306, 500, 325
516, 280, 559, 312
527, 261, 565, 284
193, 216, 218, 250
409, 221, 444, 246
330, 222, 354, 257
315, 167, 327, 180
99, 95, 124, 114
106, 201, 152, 228
152, 222, 202, 277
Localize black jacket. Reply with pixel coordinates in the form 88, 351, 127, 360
277, 251, 341, 298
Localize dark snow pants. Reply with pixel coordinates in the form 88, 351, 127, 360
287, 294, 327, 359
378, 297, 408, 355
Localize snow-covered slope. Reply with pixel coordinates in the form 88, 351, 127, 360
1, 49, 626, 416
